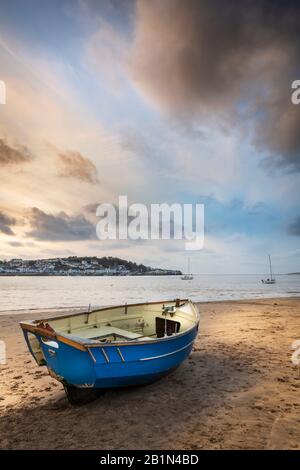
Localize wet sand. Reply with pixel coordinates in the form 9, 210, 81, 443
0, 297, 299, 450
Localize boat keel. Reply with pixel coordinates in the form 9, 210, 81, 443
64, 384, 104, 406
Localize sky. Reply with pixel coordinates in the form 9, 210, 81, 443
0, 0, 300, 274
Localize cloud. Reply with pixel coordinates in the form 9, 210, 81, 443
83, 202, 100, 215
0, 138, 32, 165
6, 241, 23, 247
130, 0, 300, 169
58, 151, 99, 183
0, 211, 16, 235
27, 207, 97, 241
288, 215, 300, 236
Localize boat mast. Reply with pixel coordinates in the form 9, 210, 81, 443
188, 257, 190, 275
268, 254, 273, 280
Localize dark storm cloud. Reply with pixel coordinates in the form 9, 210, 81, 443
0, 139, 32, 165
27, 208, 97, 241
130, 0, 300, 169
58, 151, 99, 183
288, 215, 300, 236
0, 211, 16, 235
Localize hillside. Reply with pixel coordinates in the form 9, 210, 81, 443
0, 256, 181, 276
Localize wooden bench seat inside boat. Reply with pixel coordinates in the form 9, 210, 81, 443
65, 325, 152, 342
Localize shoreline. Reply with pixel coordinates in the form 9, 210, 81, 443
0, 296, 299, 449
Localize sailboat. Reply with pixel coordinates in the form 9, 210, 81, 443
181, 257, 193, 280
261, 254, 276, 284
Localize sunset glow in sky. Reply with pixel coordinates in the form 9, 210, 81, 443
0, 0, 300, 273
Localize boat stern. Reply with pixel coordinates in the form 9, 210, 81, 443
19, 320, 96, 388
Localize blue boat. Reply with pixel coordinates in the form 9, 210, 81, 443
20, 299, 200, 404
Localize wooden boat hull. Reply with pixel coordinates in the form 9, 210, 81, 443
20, 300, 199, 401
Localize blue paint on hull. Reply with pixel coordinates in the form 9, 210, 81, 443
31, 326, 198, 389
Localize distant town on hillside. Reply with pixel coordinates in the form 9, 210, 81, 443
0, 256, 182, 276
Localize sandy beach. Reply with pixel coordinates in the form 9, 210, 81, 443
0, 297, 299, 450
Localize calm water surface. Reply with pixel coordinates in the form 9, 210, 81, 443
0, 274, 299, 313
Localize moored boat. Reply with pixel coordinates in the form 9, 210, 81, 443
20, 299, 200, 404
261, 254, 276, 284
181, 257, 193, 280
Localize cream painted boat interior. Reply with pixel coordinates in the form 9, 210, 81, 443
42, 301, 199, 343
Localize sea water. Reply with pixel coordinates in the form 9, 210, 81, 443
0, 274, 299, 313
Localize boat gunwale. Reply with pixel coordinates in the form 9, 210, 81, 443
19, 299, 199, 351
